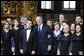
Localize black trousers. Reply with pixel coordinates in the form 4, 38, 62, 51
60, 48, 69, 55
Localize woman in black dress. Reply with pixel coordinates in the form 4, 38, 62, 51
69, 23, 76, 55
1, 21, 12, 55
12, 19, 20, 55
51, 21, 61, 55
60, 24, 71, 55
71, 24, 83, 55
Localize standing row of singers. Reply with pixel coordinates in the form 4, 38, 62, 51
1, 13, 83, 55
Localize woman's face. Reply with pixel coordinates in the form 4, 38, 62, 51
4, 23, 9, 29
54, 24, 60, 31
14, 20, 19, 27
76, 25, 81, 33
63, 25, 69, 33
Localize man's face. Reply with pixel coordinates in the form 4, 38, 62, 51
23, 17, 28, 24
76, 16, 81, 24
21, 18, 24, 23
28, 21, 32, 27
71, 24, 75, 31
47, 21, 52, 27
36, 17, 43, 26
26, 22, 31, 28
59, 15, 65, 22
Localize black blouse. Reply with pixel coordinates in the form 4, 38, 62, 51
71, 33, 83, 51
60, 34, 71, 49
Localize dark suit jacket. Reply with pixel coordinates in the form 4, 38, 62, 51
19, 28, 35, 53
33, 24, 52, 52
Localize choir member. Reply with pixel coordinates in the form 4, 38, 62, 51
75, 15, 83, 34
51, 21, 61, 55
70, 23, 76, 35
60, 21, 68, 35
60, 24, 71, 55
7, 18, 15, 55
27, 19, 34, 29
19, 16, 28, 29
47, 19, 54, 30
19, 20, 35, 55
7, 18, 13, 30
33, 16, 52, 55
12, 19, 20, 55
1, 21, 12, 55
69, 23, 76, 55
75, 15, 83, 25
71, 24, 83, 55
58, 13, 65, 31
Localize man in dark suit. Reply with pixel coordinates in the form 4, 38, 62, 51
19, 16, 28, 29
19, 20, 35, 55
33, 16, 52, 55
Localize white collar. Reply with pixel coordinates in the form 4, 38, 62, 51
38, 24, 43, 31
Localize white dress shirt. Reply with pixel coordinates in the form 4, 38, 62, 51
60, 24, 63, 31
26, 29, 31, 42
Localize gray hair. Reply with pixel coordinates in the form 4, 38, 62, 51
36, 16, 43, 20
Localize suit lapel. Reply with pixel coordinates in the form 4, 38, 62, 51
41, 24, 45, 33
24, 29, 27, 42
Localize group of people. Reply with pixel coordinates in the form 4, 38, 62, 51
1, 13, 83, 55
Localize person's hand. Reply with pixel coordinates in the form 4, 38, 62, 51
31, 50, 36, 55
47, 45, 51, 51
79, 51, 83, 55
20, 49, 24, 54
1, 40, 2, 44
1, 48, 4, 51
69, 52, 72, 55
57, 49, 60, 55
11, 47, 15, 52
48, 34, 51, 38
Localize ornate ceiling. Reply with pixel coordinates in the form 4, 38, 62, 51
1, 1, 38, 24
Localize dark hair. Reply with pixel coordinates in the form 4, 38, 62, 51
75, 24, 82, 32
59, 13, 65, 16
3, 20, 10, 29
14, 19, 19, 23
70, 23, 76, 27
47, 19, 53, 21
76, 14, 81, 17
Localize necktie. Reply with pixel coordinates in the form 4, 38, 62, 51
38, 26, 41, 37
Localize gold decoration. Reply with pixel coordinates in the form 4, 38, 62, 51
1, 1, 38, 24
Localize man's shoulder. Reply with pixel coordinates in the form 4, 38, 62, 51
34, 25, 38, 29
